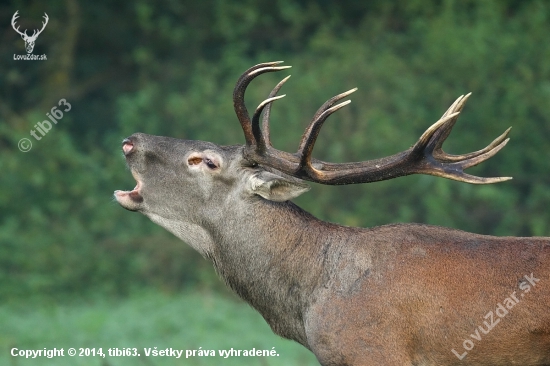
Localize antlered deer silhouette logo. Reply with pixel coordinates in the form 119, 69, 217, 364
11, 11, 48, 54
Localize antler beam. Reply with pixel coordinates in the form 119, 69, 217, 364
11, 11, 26, 37
234, 62, 512, 185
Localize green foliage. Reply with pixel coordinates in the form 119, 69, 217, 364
0, 0, 549, 303
0, 289, 318, 365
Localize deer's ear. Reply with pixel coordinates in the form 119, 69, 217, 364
246, 171, 310, 202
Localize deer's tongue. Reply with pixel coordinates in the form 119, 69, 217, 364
127, 182, 142, 201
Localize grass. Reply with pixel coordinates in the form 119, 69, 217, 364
0, 289, 319, 366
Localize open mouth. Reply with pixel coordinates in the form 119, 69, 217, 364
114, 169, 144, 210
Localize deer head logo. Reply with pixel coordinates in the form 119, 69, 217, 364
11, 11, 49, 54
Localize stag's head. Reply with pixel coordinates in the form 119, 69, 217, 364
113, 131, 310, 242
115, 62, 511, 251
12, 11, 49, 53
113, 131, 310, 256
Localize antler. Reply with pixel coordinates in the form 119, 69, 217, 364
11, 11, 48, 39
11, 11, 27, 37
234, 62, 512, 185
33, 13, 49, 38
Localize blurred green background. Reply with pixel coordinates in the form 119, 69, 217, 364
1, 0, 549, 365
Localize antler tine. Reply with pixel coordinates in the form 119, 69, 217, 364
297, 99, 352, 170
459, 137, 510, 170
413, 94, 470, 153
430, 93, 472, 154
235, 61, 283, 88
312, 88, 358, 121
251, 95, 286, 152
433, 126, 512, 162
233, 62, 291, 146
296, 88, 357, 159
430, 170, 512, 185
441, 94, 466, 118
413, 111, 461, 153
262, 75, 291, 147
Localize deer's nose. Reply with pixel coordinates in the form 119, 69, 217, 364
122, 138, 134, 155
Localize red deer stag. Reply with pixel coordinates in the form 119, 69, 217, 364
115, 62, 550, 365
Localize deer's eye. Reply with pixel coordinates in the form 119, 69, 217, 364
205, 158, 218, 169
188, 157, 202, 165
